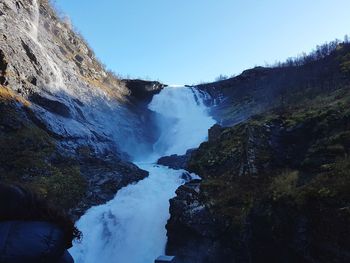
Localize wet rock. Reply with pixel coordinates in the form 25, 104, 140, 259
180, 171, 192, 182
70, 152, 148, 220
157, 149, 195, 170
166, 180, 232, 263
29, 93, 71, 118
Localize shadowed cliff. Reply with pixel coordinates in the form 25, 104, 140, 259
166, 42, 350, 263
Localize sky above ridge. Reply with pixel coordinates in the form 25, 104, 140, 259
56, 0, 350, 85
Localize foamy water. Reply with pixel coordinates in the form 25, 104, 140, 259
70, 86, 215, 263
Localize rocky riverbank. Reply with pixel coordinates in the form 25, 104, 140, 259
166, 43, 350, 262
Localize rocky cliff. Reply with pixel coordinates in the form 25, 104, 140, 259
166, 43, 350, 262
196, 42, 350, 127
0, 0, 161, 217
123, 79, 166, 104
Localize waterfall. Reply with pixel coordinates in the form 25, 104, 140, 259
70, 86, 216, 263
26, 0, 67, 93
29, 0, 40, 41
147, 86, 216, 159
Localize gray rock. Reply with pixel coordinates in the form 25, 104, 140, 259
166, 180, 231, 263
0, 0, 158, 217
70, 153, 148, 220
157, 149, 195, 170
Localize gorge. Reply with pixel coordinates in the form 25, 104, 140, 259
70, 86, 215, 263
1, 1, 350, 263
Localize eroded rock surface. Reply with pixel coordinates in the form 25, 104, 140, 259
166, 44, 350, 262
0, 0, 157, 216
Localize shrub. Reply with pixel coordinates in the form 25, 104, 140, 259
270, 170, 299, 201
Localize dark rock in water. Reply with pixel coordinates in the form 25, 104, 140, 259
166, 180, 233, 263
123, 79, 167, 104
180, 172, 192, 182
167, 181, 208, 235
70, 151, 148, 220
157, 149, 195, 170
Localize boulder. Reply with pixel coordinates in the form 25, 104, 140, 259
123, 79, 166, 104
157, 149, 195, 170
166, 180, 233, 263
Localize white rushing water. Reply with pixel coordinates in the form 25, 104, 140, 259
30, 0, 40, 41
70, 86, 215, 263
25, 0, 67, 93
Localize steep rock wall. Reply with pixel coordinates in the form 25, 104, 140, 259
0, 0, 161, 216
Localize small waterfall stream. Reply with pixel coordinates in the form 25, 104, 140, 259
29, 0, 40, 41
26, 0, 67, 93
70, 87, 215, 263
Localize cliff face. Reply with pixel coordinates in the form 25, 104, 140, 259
123, 79, 166, 104
197, 44, 350, 126
0, 0, 160, 216
166, 44, 350, 262
0, 0, 157, 155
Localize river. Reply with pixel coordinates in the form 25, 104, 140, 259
70, 86, 215, 263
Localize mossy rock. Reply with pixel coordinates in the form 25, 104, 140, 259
188, 87, 350, 241
0, 98, 87, 210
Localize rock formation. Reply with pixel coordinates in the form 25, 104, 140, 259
0, 0, 161, 217
166, 43, 350, 262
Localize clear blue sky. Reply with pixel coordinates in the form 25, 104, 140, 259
55, 0, 350, 85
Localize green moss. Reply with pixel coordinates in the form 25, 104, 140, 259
270, 170, 299, 201
5, 129, 53, 156
189, 87, 350, 235
0, 106, 54, 180
0, 101, 87, 210
296, 157, 350, 207
32, 165, 87, 209
201, 177, 260, 228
